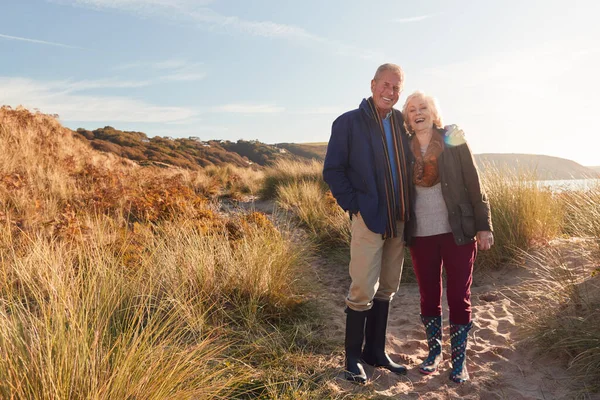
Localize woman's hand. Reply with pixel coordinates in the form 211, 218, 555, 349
476, 231, 494, 250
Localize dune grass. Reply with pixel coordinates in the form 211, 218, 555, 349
0, 211, 339, 399
200, 164, 264, 200
276, 180, 350, 255
477, 166, 564, 267
0, 225, 242, 399
559, 186, 600, 255
0, 107, 343, 399
514, 246, 600, 394
260, 159, 326, 200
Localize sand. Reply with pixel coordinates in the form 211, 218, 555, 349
316, 256, 596, 400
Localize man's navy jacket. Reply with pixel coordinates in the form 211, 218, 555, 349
323, 98, 413, 237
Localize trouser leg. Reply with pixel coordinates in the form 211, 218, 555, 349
346, 213, 385, 311
360, 221, 406, 375
409, 235, 443, 318
374, 221, 405, 301
441, 234, 476, 325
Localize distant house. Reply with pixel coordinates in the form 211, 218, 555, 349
189, 136, 201, 141
163, 136, 173, 140
279, 148, 287, 154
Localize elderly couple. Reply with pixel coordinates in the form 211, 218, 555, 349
323, 63, 494, 384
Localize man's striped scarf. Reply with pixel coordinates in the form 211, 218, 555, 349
366, 97, 410, 239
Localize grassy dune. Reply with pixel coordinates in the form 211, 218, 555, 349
1, 106, 599, 397
0, 107, 338, 399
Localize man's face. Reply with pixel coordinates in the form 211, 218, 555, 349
370, 70, 402, 116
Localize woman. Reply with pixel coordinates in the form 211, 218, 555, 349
402, 91, 493, 383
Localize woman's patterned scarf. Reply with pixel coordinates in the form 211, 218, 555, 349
411, 131, 444, 187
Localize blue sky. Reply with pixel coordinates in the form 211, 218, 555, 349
1, 0, 599, 165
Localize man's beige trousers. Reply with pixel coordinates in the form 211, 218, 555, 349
346, 213, 405, 311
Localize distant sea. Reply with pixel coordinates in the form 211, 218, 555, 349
537, 178, 600, 191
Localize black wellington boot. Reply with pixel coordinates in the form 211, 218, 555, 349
361, 299, 407, 375
344, 307, 368, 384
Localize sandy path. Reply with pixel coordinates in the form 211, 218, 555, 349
319, 260, 592, 399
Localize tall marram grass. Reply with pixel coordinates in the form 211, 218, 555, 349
0, 213, 314, 399
0, 222, 240, 399
277, 180, 350, 255
260, 159, 326, 200
560, 186, 600, 255
0, 107, 342, 399
515, 247, 600, 394
184, 164, 264, 200
478, 166, 564, 267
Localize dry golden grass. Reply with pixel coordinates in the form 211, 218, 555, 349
513, 246, 600, 394
560, 187, 600, 254
0, 107, 343, 399
182, 164, 264, 201
277, 180, 350, 255
260, 158, 326, 200
478, 166, 564, 267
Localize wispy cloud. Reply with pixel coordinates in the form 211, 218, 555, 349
51, 0, 382, 60
0, 33, 82, 49
210, 104, 285, 114
61, 78, 152, 92
55, 0, 314, 39
0, 77, 197, 123
115, 59, 207, 82
393, 15, 435, 23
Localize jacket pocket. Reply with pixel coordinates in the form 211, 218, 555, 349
458, 203, 476, 238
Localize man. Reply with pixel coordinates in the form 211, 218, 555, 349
323, 63, 411, 384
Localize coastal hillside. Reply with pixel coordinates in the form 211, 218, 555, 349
475, 153, 599, 180
72, 127, 598, 180
73, 126, 302, 168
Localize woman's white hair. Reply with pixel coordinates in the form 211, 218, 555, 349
402, 91, 443, 134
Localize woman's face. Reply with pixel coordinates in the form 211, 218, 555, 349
406, 97, 433, 132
